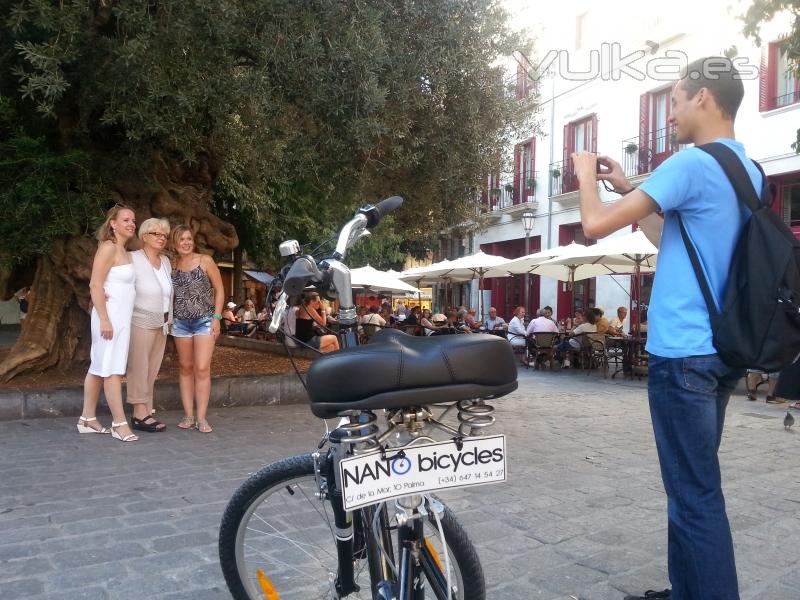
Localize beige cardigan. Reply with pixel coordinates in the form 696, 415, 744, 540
130, 250, 174, 332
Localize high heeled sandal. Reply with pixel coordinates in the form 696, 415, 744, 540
177, 416, 196, 429
76, 416, 110, 434
111, 421, 138, 442
196, 419, 213, 434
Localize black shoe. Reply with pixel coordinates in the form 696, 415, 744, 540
623, 590, 671, 600
131, 415, 167, 432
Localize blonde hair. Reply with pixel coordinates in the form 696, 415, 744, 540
96, 205, 135, 242
138, 218, 170, 240
170, 224, 194, 253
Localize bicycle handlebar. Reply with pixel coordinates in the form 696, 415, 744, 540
269, 196, 404, 336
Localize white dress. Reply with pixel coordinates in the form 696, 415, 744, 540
88, 263, 135, 377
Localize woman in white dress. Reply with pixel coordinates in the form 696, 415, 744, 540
77, 205, 138, 442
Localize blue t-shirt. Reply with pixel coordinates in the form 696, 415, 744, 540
639, 138, 762, 358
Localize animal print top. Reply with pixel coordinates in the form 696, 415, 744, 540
172, 265, 214, 320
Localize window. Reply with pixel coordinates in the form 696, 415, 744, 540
560, 114, 597, 194
514, 138, 536, 203
760, 40, 800, 111
781, 179, 800, 228
636, 86, 676, 174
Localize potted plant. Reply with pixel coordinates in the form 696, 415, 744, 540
625, 142, 638, 155
504, 183, 514, 193
669, 132, 678, 149
526, 176, 537, 190
551, 168, 561, 179
490, 188, 501, 197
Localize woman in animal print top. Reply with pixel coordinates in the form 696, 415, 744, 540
170, 225, 224, 433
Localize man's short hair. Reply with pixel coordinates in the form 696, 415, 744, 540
680, 56, 744, 120
537, 308, 547, 317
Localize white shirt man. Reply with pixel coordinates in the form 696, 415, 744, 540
483, 307, 506, 331
609, 307, 628, 335
526, 309, 559, 335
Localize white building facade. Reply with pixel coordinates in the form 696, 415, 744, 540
470, 2, 799, 326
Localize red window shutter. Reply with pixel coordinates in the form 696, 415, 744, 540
513, 144, 521, 202
759, 45, 770, 112
590, 114, 598, 153
638, 93, 650, 174
562, 124, 570, 165
516, 63, 525, 100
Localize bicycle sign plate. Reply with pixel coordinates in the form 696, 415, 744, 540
339, 435, 506, 511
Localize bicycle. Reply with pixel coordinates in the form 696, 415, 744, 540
218, 197, 519, 599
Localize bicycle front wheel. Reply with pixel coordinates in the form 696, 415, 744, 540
218, 453, 485, 600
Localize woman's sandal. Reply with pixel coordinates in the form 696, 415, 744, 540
76, 416, 110, 434
177, 416, 196, 429
131, 415, 166, 432
196, 419, 213, 434
765, 395, 786, 404
110, 421, 138, 442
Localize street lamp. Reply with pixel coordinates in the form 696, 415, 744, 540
521, 210, 535, 316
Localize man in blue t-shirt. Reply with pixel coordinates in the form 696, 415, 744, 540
573, 57, 756, 600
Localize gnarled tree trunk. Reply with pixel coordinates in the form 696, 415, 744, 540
0, 154, 238, 381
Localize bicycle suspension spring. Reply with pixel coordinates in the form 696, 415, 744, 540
336, 411, 381, 449
456, 398, 495, 436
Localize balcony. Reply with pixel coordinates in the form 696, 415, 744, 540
482, 171, 539, 220
548, 159, 579, 197
621, 127, 690, 177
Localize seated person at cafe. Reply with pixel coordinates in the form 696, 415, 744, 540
555, 309, 598, 367
464, 308, 482, 332
455, 309, 471, 333
593, 307, 610, 334
361, 305, 386, 327
427, 312, 449, 335
420, 309, 439, 335
482, 306, 506, 332
543, 305, 557, 326
405, 305, 421, 325
296, 292, 340, 353
507, 306, 527, 350
222, 302, 247, 334
236, 299, 259, 336
526, 308, 559, 335
609, 306, 627, 336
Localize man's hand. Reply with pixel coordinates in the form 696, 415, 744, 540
596, 154, 634, 194
571, 151, 598, 185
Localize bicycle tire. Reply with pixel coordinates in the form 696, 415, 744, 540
218, 453, 485, 599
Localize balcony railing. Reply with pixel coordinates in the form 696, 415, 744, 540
482, 171, 538, 212
621, 127, 689, 177
548, 159, 578, 196
775, 90, 798, 108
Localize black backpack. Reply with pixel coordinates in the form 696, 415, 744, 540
678, 142, 800, 371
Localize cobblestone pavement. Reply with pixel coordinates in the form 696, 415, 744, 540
1, 368, 798, 599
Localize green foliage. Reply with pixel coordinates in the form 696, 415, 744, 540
345, 216, 405, 271
1, 0, 537, 261
0, 95, 104, 265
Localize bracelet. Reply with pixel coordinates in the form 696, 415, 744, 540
212, 312, 222, 319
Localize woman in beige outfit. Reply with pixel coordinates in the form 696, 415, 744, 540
127, 218, 173, 433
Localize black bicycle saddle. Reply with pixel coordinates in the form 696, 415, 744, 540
307, 329, 518, 418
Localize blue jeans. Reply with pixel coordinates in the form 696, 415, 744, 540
648, 353, 743, 600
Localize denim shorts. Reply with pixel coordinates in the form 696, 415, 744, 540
172, 316, 213, 338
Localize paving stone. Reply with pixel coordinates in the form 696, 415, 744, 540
0, 370, 797, 599
0, 578, 44, 598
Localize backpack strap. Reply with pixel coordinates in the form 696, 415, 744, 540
696, 142, 762, 212
675, 142, 763, 325
677, 216, 721, 322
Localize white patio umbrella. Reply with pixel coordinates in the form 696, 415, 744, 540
430, 252, 514, 319
350, 266, 421, 294
535, 231, 659, 334
481, 243, 588, 278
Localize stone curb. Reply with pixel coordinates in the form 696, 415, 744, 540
0, 372, 310, 422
